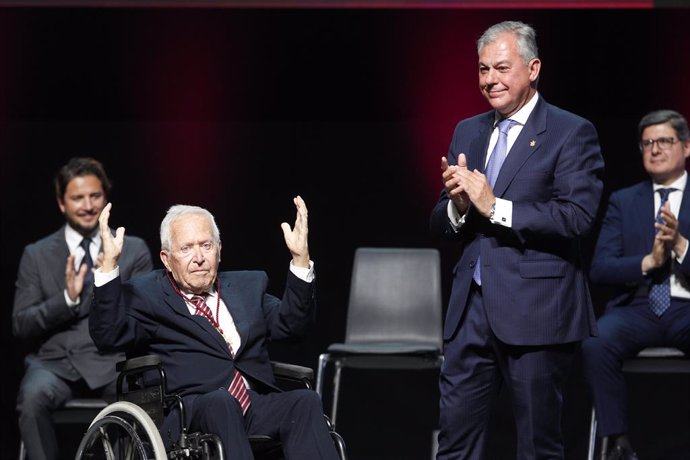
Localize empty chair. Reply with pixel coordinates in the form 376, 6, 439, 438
316, 247, 444, 428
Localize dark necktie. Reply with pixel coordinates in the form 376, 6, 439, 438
190, 294, 251, 414
473, 118, 517, 285
649, 187, 674, 316
80, 237, 94, 285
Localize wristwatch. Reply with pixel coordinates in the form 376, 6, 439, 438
488, 202, 496, 222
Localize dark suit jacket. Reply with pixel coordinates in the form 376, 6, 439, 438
13, 226, 153, 389
430, 96, 604, 345
590, 180, 690, 308
89, 269, 316, 397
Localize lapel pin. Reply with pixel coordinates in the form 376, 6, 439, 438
529, 140, 536, 147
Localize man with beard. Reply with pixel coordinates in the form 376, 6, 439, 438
13, 157, 153, 460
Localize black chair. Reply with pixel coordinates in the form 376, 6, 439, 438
587, 347, 690, 460
316, 247, 444, 429
76, 355, 346, 460
17, 398, 109, 460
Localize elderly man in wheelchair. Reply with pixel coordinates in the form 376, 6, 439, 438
83, 198, 344, 459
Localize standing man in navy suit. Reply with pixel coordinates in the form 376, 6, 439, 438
90, 197, 339, 459
582, 110, 690, 460
430, 21, 604, 459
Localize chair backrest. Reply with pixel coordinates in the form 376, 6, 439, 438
344, 247, 442, 348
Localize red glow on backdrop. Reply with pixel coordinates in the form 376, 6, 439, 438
385, 11, 509, 207
0, 0, 654, 7
119, 13, 247, 208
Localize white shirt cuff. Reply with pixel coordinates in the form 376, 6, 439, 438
447, 201, 467, 232
64, 290, 79, 307
95, 266, 120, 287
289, 260, 315, 283
491, 198, 512, 227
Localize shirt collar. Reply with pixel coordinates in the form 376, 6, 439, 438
493, 92, 539, 128
64, 224, 100, 254
653, 170, 687, 193
180, 283, 218, 300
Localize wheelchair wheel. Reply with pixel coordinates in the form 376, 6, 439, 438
75, 401, 167, 460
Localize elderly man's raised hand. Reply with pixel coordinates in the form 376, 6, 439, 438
281, 196, 310, 268
99, 203, 125, 273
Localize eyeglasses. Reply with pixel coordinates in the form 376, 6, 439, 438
640, 137, 679, 151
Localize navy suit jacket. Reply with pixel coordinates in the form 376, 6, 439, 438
430, 96, 604, 345
90, 269, 315, 397
590, 180, 690, 308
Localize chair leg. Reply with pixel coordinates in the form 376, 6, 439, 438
587, 406, 597, 460
330, 431, 347, 460
316, 353, 329, 397
18, 440, 26, 460
600, 437, 609, 460
588, 405, 611, 460
331, 360, 343, 430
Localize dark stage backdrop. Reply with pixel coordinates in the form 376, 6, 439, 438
1, 7, 689, 460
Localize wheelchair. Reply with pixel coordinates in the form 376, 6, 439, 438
75, 355, 347, 460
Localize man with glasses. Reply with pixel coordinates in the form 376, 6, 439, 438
582, 110, 690, 460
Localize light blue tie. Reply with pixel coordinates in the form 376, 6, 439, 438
473, 118, 516, 285
649, 187, 674, 316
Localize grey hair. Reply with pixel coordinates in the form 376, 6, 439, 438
638, 109, 690, 142
160, 205, 221, 252
477, 21, 539, 64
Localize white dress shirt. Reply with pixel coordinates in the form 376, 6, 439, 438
653, 172, 690, 299
63, 225, 100, 306
448, 93, 540, 229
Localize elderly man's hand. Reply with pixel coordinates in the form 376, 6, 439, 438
281, 196, 310, 268
99, 202, 125, 273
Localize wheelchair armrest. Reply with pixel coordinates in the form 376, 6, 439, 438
115, 354, 167, 426
271, 361, 314, 389
116, 354, 162, 373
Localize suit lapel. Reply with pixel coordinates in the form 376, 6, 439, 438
471, 113, 494, 173
493, 98, 547, 197
47, 227, 71, 289
219, 273, 250, 357
160, 273, 231, 356
635, 183, 656, 249
677, 186, 690, 238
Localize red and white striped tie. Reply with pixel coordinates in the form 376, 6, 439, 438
191, 295, 251, 414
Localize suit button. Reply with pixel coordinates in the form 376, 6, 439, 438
469, 261, 475, 268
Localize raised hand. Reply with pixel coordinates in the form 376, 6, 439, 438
281, 195, 309, 268
99, 202, 125, 273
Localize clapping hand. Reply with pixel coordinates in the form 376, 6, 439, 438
64, 255, 88, 302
